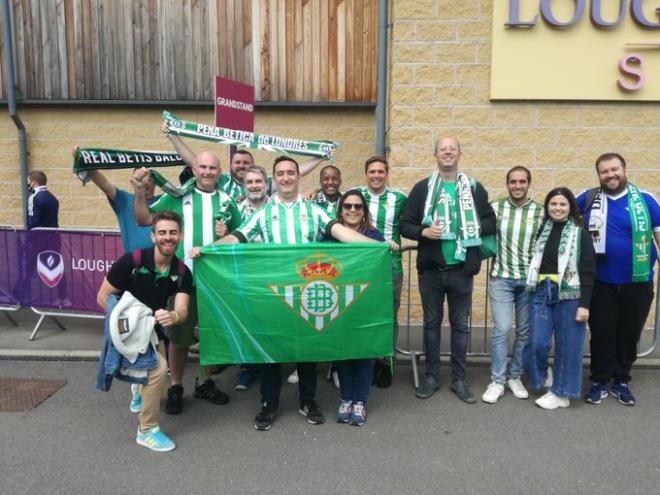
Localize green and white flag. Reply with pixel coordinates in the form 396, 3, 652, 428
164, 110, 337, 159
195, 243, 393, 364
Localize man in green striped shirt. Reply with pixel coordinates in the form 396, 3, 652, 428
482, 166, 544, 404
133, 151, 242, 415
356, 156, 407, 385
219, 155, 383, 431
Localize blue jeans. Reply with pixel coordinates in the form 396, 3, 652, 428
523, 279, 586, 399
335, 359, 375, 404
419, 268, 473, 382
489, 277, 530, 384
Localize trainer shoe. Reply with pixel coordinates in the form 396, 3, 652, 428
299, 399, 325, 425
194, 378, 230, 405
234, 367, 255, 391
254, 402, 277, 431
584, 382, 608, 405
349, 401, 367, 426
544, 367, 553, 388
129, 384, 142, 413
164, 384, 183, 415
481, 382, 505, 404
336, 400, 353, 423
136, 426, 176, 452
506, 377, 529, 399
451, 379, 477, 404
611, 382, 636, 406
415, 376, 440, 399
535, 391, 570, 410
287, 370, 299, 384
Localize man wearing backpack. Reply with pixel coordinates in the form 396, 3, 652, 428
401, 137, 495, 403
578, 153, 660, 406
97, 210, 193, 451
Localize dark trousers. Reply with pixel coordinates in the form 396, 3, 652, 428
419, 268, 473, 382
588, 281, 654, 384
260, 362, 317, 407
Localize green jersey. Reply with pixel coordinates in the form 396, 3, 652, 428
236, 195, 332, 244
218, 173, 273, 200
357, 186, 407, 273
490, 197, 544, 279
311, 190, 340, 219
150, 185, 241, 271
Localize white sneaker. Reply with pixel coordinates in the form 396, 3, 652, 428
287, 370, 299, 384
535, 391, 569, 410
543, 367, 553, 388
481, 382, 505, 404
506, 377, 529, 399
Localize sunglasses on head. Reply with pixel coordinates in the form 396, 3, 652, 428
341, 202, 364, 211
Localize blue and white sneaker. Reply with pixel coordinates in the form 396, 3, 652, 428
349, 401, 367, 426
336, 400, 352, 423
584, 382, 608, 404
611, 382, 636, 406
136, 426, 176, 452
130, 384, 142, 413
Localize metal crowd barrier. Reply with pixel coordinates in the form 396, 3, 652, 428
0, 225, 20, 326
396, 245, 660, 389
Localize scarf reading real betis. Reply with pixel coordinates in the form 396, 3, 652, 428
422, 170, 481, 261
73, 148, 186, 183
163, 111, 337, 159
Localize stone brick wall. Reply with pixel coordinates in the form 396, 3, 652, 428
0, 107, 376, 227
389, 0, 660, 327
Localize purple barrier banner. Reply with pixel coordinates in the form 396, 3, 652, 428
0, 229, 123, 312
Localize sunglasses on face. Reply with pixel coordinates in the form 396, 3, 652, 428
341, 202, 364, 211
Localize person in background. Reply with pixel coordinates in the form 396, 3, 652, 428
27, 171, 59, 229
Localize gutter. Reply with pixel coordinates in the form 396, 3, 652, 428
1, 0, 28, 227
375, 0, 389, 156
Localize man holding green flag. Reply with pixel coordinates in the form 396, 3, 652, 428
133, 150, 242, 415
214, 155, 396, 431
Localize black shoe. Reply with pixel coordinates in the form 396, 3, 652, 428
194, 378, 229, 405
254, 402, 277, 431
451, 379, 477, 404
415, 376, 440, 399
164, 384, 184, 415
299, 399, 325, 425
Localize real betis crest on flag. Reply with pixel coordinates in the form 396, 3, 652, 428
195, 243, 393, 364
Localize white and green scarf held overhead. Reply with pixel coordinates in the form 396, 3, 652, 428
527, 219, 582, 300
422, 170, 482, 261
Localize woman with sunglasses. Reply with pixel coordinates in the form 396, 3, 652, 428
332, 189, 385, 425
523, 187, 596, 410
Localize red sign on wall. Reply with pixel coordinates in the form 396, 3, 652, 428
214, 77, 255, 132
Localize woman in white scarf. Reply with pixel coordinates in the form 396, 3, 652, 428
522, 187, 596, 410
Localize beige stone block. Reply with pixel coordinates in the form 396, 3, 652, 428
618, 106, 659, 127
477, 168, 510, 190
537, 106, 579, 127
437, 0, 479, 19
493, 147, 536, 167
410, 148, 436, 167
553, 170, 594, 191
514, 128, 558, 147
624, 151, 658, 169
392, 21, 417, 41
388, 147, 413, 168
67, 123, 104, 139
473, 85, 492, 105
455, 64, 489, 85
457, 21, 491, 41
452, 106, 495, 127
556, 129, 603, 147
537, 149, 583, 169
476, 44, 491, 64
393, 0, 437, 19
460, 147, 494, 168
470, 128, 517, 147
392, 43, 437, 63
599, 129, 639, 148
529, 169, 554, 195
415, 21, 457, 42
390, 107, 415, 127
435, 85, 477, 105
494, 106, 536, 127
579, 106, 620, 127
390, 127, 434, 147
414, 107, 453, 127
636, 129, 660, 148
390, 85, 436, 106
434, 43, 476, 63
414, 64, 456, 85
391, 65, 415, 85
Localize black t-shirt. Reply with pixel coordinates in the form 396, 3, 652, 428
106, 247, 193, 313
